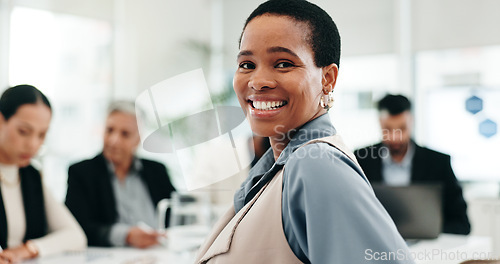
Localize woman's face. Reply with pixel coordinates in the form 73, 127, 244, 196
0, 103, 52, 166
234, 15, 335, 140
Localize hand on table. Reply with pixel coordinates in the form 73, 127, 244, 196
0, 245, 32, 263
126, 226, 165, 249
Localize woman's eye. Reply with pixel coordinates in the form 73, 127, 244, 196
19, 129, 29, 136
239, 62, 255, 70
275, 62, 294, 68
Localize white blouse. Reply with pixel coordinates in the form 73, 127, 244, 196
0, 163, 87, 256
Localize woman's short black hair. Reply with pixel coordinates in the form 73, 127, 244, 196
240, 0, 341, 68
0, 84, 52, 120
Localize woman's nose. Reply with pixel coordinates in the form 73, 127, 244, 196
248, 68, 277, 90
27, 136, 43, 153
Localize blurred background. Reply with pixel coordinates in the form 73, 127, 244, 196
0, 0, 499, 235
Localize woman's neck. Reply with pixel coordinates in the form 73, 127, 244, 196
269, 137, 290, 161
267, 112, 327, 161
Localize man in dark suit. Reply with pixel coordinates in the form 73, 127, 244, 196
354, 94, 470, 235
65, 101, 175, 248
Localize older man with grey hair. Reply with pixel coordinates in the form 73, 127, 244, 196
65, 101, 176, 248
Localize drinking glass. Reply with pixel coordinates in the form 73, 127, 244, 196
157, 191, 211, 252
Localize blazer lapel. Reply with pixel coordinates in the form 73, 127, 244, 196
372, 143, 384, 182
0, 186, 7, 249
411, 144, 425, 182
95, 154, 118, 221
138, 161, 160, 205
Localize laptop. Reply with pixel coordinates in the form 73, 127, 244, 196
371, 183, 442, 239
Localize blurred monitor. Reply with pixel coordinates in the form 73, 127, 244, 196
372, 184, 442, 239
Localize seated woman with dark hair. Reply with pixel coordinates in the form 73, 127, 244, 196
0, 85, 86, 263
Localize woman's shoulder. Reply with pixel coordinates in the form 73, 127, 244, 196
287, 141, 359, 171
291, 140, 344, 156
284, 141, 368, 189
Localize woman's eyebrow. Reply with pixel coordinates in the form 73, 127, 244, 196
17, 121, 35, 132
237, 50, 253, 59
237, 46, 300, 59
267, 46, 299, 59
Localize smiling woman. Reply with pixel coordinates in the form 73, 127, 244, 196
0, 85, 86, 263
195, 0, 414, 263
234, 14, 337, 160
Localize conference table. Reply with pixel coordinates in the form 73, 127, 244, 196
20, 234, 492, 264
407, 234, 492, 264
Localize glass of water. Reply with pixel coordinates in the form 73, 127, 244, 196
157, 191, 211, 252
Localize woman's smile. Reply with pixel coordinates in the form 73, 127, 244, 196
249, 100, 287, 111
246, 94, 289, 118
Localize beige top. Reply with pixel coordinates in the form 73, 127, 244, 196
0, 164, 87, 256
196, 168, 302, 264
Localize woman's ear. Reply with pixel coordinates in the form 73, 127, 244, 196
0, 114, 6, 133
321, 63, 339, 94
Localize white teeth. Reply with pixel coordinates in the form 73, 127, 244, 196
252, 100, 286, 110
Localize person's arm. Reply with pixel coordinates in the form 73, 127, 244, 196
66, 163, 164, 248
65, 166, 112, 247
29, 184, 87, 257
108, 223, 161, 248
282, 143, 415, 263
439, 155, 470, 235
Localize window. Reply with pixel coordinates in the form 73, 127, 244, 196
330, 54, 398, 149
9, 7, 113, 200
416, 46, 500, 181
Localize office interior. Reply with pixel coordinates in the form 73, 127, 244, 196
1, 0, 499, 252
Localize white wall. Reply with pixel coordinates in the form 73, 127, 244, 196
413, 0, 500, 51
115, 0, 212, 97
0, 0, 10, 90
12, 0, 113, 20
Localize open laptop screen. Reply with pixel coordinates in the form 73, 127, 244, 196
371, 183, 442, 239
